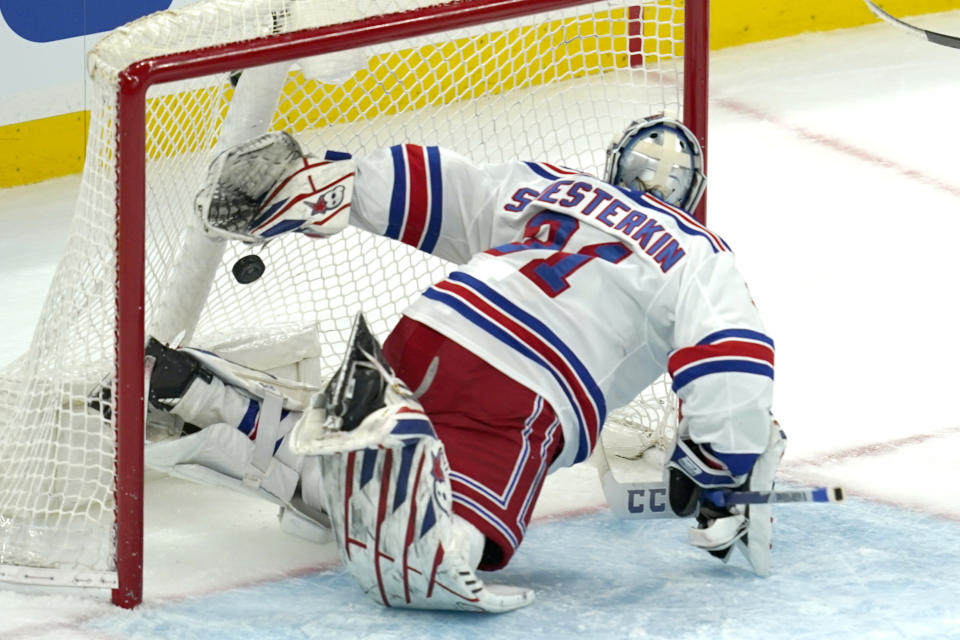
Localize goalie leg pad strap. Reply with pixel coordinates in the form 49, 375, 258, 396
168, 372, 304, 477
244, 386, 289, 490
145, 422, 301, 506
315, 405, 534, 612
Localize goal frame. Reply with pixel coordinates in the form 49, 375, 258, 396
111, 0, 710, 607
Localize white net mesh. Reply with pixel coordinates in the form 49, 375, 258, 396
0, 0, 687, 587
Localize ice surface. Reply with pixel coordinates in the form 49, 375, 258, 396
1, 10, 959, 639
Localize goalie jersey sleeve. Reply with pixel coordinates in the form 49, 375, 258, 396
669, 252, 775, 474
350, 144, 774, 472
351, 144, 554, 262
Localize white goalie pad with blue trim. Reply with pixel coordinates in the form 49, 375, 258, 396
302, 403, 534, 612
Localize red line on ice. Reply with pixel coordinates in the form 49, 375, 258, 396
716, 97, 960, 201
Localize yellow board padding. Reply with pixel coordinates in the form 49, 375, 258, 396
270, 7, 653, 135
711, 0, 960, 49
4, 0, 960, 186
0, 112, 90, 189
146, 84, 232, 160
147, 5, 668, 158
146, 6, 676, 157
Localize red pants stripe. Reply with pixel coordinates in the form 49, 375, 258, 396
384, 316, 563, 570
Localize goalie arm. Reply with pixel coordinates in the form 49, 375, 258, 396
660, 254, 782, 575
669, 252, 775, 467
350, 144, 546, 264
196, 133, 532, 261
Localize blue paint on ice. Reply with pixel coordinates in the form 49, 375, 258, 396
84, 495, 960, 639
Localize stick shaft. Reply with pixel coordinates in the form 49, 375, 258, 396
865, 1, 960, 49
704, 486, 844, 507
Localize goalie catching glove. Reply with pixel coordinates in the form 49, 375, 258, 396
667, 419, 787, 576
196, 131, 354, 243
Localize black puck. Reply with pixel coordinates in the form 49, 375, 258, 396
232, 254, 265, 284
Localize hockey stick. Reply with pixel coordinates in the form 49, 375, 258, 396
702, 486, 845, 508
864, 1, 960, 49
596, 439, 844, 517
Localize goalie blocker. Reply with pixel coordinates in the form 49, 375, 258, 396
598, 419, 787, 577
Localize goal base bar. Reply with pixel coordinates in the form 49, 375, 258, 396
0, 563, 118, 589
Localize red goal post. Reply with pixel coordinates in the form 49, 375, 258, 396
0, 0, 709, 609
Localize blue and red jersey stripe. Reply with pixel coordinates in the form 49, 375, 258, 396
639, 192, 731, 253
668, 328, 775, 392
387, 144, 443, 253
422, 271, 605, 464
522, 161, 584, 181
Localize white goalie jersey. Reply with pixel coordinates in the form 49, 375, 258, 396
349, 145, 775, 473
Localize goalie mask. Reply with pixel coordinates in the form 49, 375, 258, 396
604, 115, 706, 211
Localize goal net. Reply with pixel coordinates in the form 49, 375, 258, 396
0, 0, 705, 606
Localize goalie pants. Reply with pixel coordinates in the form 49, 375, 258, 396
383, 316, 563, 571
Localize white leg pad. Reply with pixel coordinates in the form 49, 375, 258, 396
146, 370, 335, 543
735, 421, 787, 576
315, 405, 535, 612
145, 423, 299, 506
